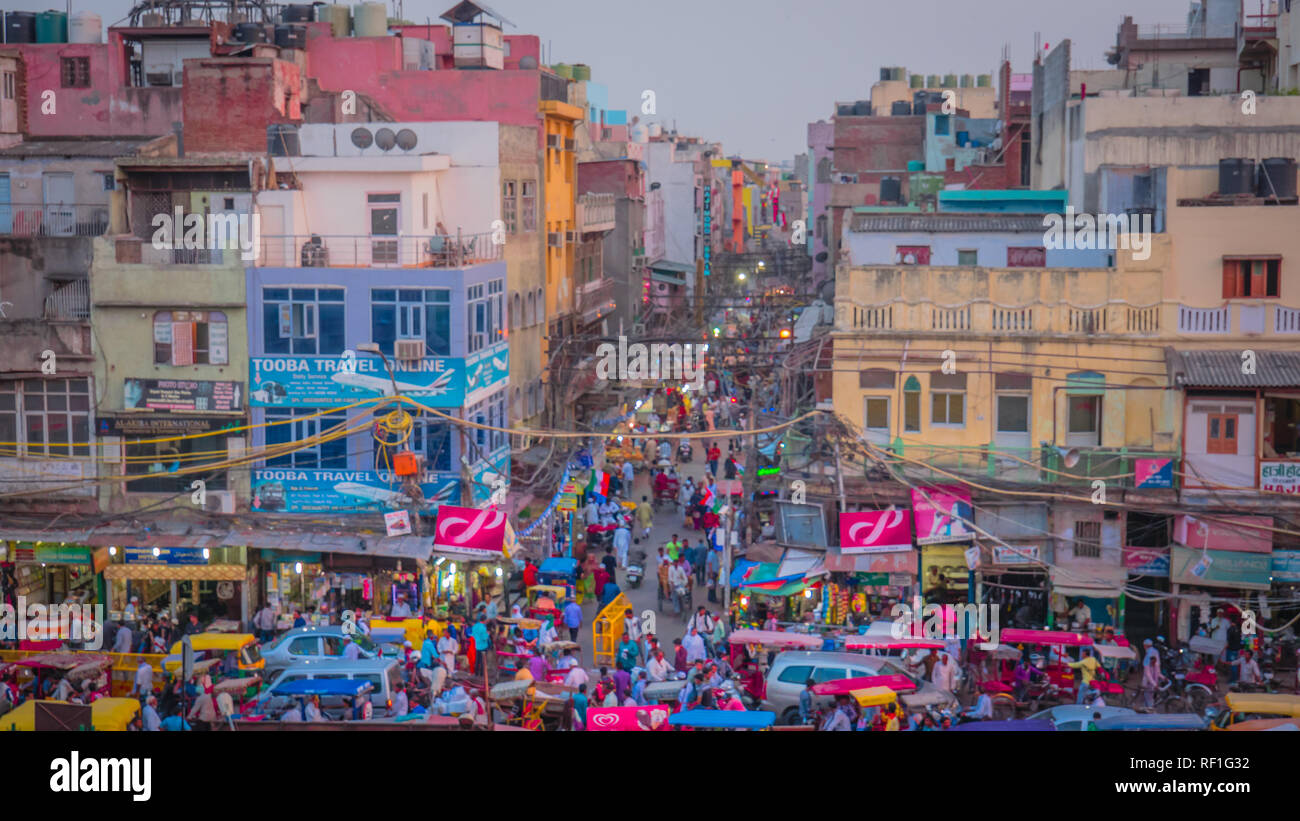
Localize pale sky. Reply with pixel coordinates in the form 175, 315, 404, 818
21, 0, 1197, 159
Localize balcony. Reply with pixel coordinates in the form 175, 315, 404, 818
872, 442, 1180, 489
253, 233, 503, 269
0, 204, 110, 237
577, 193, 616, 234
576, 276, 616, 325
43, 280, 90, 321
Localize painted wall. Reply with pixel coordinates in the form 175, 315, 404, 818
183, 58, 302, 155
644, 141, 697, 272
499, 123, 544, 426
845, 229, 1113, 268
1183, 394, 1258, 489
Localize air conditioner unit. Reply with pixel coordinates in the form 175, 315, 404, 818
547, 232, 563, 247
205, 490, 236, 514
546, 134, 561, 149
565, 231, 576, 243
564, 138, 575, 151
395, 339, 425, 365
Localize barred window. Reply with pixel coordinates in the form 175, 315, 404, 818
0, 379, 92, 457
61, 57, 91, 88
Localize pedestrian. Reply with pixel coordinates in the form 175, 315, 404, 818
687, 607, 715, 653
437, 627, 459, 673
636, 496, 654, 539
562, 598, 583, 643
393, 684, 409, 717
707, 442, 720, 477
599, 578, 621, 610
617, 634, 640, 672
471, 613, 494, 683
621, 458, 635, 492
932, 652, 957, 692
622, 608, 642, 645
711, 613, 727, 653
1067, 647, 1099, 705
1141, 638, 1161, 712
647, 649, 672, 681
672, 638, 688, 672
254, 602, 276, 643
683, 628, 707, 664
563, 661, 589, 690
613, 523, 631, 568
141, 695, 161, 731
632, 671, 649, 705
341, 634, 361, 660
131, 660, 154, 698
706, 547, 720, 603
112, 621, 133, 654
572, 684, 589, 729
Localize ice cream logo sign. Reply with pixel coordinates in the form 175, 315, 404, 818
433, 505, 506, 558
840, 509, 914, 555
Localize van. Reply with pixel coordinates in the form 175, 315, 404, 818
260, 626, 384, 675
761, 651, 958, 725
1210, 693, 1300, 730
256, 658, 403, 718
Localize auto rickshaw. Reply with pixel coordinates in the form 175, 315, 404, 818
12, 653, 113, 701
368, 618, 446, 650
527, 585, 568, 622
0, 697, 141, 731
1209, 692, 1300, 730
164, 633, 264, 675
726, 629, 824, 703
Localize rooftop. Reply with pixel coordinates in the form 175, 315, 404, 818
850, 213, 1048, 233
0, 137, 169, 158
1168, 349, 1300, 389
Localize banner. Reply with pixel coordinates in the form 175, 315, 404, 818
1261, 462, 1300, 494
251, 355, 469, 408
1122, 546, 1169, 576
433, 505, 507, 558
123, 547, 208, 565
1170, 546, 1271, 590
124, 378, 243, 412
911, 485, 975, 545
1173, 514, 1272, 553
1272, 550, 1300, 583
250, 468, 460, 514
991, 544, 1040, 565
585, 705, 672, 731
840, 510, 913, 554
1134, 458, 1173, 489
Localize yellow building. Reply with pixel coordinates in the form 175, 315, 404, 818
538, 100, 583, 397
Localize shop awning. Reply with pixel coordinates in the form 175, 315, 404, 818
1170, 546, 1272, 590
1049, 565, 1127, 598
1168, 348, 1300, 389
103, 564, 245, 581
823, 547, 915, 575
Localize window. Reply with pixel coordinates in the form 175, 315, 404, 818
1222, 258, 1281, 299
1264, 396, 1300, 457
502, 180, 518, 233
864, 397, 889, 432
903, 376, 921, 432
526, 291, 536, 326
521, 181, 536, 231
1007, 247, 1046, 267
2, 71, 14, 100
1074, 521, 1101, 559
1068, 396, 1100, 435
367, 192, 399, 265
154, 311, 228, 366
467, 280, 505, 353
932, 392, 965, 426
103, 173, 116, 192
373, 412, 452, 472
815, 215, 827, 240
0, 379, 91, 457
996, 394, 1029, 433
934, 115, 950, 136
265, 409, 347, 469
1207, 413, 1238, 455
370, 288, 451, 357
125, 433, 228, 493
422, 192, 429, 230
288, 637, 320, 656
957, 249, 978, 266
776, 665, 814, 685
811, 667, 847, 684
60, 57, 90, 88
263, 288, 345, 355
466, 390, 507, 454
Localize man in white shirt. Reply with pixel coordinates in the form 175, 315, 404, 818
131, 660, 154, 698
585, 501, 601, 527
390, 596, 412, 619
621, 460, 635, 491
112, 623, 133, 654
342, 635, 361, 660
393, 685, 409, 717
613, 524, 632, 568
668, 561, 689, 614
682, 628, 707, 664
564, 664, 590, 690
646, 650, 672, 681
932, 652, 957, 692
142, 695, 161, 731
1231, 649, 1263, 685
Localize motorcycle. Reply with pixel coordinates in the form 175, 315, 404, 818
626, 549, 646, 589
677, 442, 693, 463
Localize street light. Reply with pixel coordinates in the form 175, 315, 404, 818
737, 272, 747, 281
356, 342, 401, 398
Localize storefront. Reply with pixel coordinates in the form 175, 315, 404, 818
912, 486, 975, 605
823, 547, 914, 622
103, 546, 248, 624
4, 542, 101, 607
1169, 545, 1273, 642
978, 542, 1048, 627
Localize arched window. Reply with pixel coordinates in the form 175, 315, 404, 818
526, 291, 536, 326
535, 287, 544, 323
513, 292, 521, 329
903, 375, 921, 432
513, 386, 522, 417
816, 156, 832, 183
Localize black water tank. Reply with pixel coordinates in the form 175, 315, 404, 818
268, 124, 300, 156
891, 100, 911, 116
1257, 157, 1297, 200
1218, 158, 1253, 195
880, 177, 902, 204
853, 100, 871, 116
5, 11, 36, 43
234, 22, 267, 43
837, 104, 853, 116
274, 24, 306, 49
282, 4, 314, 23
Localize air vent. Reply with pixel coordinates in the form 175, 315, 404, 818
546, 134, 561, 149
375, 127, 397, 151
564, 138, 575, 151
351, 127, 374, 150
396, 129, 418, 151
565, 231, 576, 243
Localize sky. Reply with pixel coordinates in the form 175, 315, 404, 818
14, 0, 1198, 159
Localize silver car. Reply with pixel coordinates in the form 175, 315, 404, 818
760, 650, 960, 725
256, 658, 403, 718
260, 626, 384, 675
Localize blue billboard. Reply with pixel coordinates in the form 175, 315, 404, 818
250, 355, 465, 408
250, 468, 461, 514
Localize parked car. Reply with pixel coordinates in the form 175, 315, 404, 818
261, 626, 386, 675
255, 658, 403, 718
1024, 704, 1137, 731
761, 651, 959, 725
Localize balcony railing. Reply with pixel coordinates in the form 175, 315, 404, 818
0, 204, 110, 237
871, 442, 1180, 489
43, 280, 90, 320
577, 276, 616, 323
577, 193, 616, 233
253, 233, 503, 269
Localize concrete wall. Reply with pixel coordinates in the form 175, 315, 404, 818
845, 229, 1113, 268
645, 141, 697, 270
500, 123, 544, 426
183, 58, 302, 155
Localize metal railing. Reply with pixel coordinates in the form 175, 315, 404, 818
0, 203, 110, 237
254, 233, 503, 269
44, 279, 90, 320
1135, 22, 1235, 39
577, 192, 616, 232
576, 276, 615, 321
874, 441, 1179, 488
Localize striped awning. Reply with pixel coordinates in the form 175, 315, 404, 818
103, 564, 246, 582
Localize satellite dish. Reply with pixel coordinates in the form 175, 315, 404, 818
395, 129, 418, 151
350, 128, 373, 150
375, 128, 397, 151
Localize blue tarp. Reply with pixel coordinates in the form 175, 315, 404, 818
669, 709, 776, 729
539, 557, 579, 578
272, 679, 374, 697
949, 719, 1056, 732
1094, 714, 1207, 731
729, 559, 761, 587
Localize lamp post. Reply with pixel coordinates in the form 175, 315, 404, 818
356, 342, 401, 399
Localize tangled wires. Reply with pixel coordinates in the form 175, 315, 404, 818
372, 407, 414, 474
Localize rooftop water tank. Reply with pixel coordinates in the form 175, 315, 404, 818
960, 74, 973, 88
69, 10, 102, 43
572, 63, 590, 81
5, 12, 37, 43
891, 100, 911, 116
274, 24, 307, 49
322, 4, 350, 36
233, 22, 268, 43
909, 74, 924, 89
647, 122, 663, 138
1218, 158, 1254, 196
1258, 157, 1297, 200
282, 4, 314, 23
35, 9, 67, 43
926, 74, 940, 88
518, 55, 537, 69
352, 2, 386, 37
977, 74, 992, 87
853, 100, 870, 115
552, 63, 572, 79
942, 73, 958, 88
